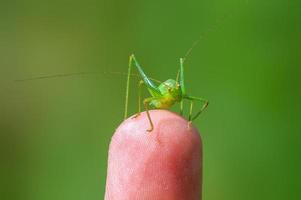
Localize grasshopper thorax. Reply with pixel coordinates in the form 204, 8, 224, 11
158, 79, 182, 102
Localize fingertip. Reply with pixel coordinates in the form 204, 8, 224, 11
105, 110, 202, 200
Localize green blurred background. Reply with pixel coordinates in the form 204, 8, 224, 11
1, 0, 301, 199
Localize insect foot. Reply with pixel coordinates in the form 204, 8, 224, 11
132, 113, 141, 119
146, 126, 154, 132
187, 121, 193, 130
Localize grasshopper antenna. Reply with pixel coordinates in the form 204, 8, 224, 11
182, 37, 202, 63
182, 14, 229, 63
14, 71, 99, 82
15, 70, 163, 83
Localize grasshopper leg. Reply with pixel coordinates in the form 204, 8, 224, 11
132, 80, 144, 119
143, 97, 158, 132
189, 101, 194, 121
192, 99, 209, 121
124, 56, 132, 119
184, 96, 209, 121
180, 100, 184, 116
125, 54, 161, 120
178, 58, 186, 117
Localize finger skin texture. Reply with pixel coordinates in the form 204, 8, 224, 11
105, 110, 202, 200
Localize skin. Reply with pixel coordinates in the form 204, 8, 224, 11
105, 110, 202, 200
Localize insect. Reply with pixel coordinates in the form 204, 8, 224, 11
16, 49, 209, 133
16, 35, 213, 133
124, 54, 209, 132
15, 13, 229, 133
123, 14, 232, 131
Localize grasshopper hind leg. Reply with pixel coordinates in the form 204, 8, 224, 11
184, 96, 209, 121
183, 96, 209, 129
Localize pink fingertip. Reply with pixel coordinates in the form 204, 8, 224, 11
105, 110, 202, 200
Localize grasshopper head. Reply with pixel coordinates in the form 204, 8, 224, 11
158, 79, 182, 102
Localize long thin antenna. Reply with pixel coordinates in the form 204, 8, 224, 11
182, 37, 203, 63
14, 71, 98, 82
182, 14, 229, 63
15, 71, 163, 83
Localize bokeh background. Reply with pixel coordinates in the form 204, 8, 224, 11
1, 0, 301, 199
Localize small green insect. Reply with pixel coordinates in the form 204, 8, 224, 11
15, 44, 209, 132
124, 54, 209, 132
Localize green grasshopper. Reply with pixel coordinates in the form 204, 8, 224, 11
124, 54, 208, 132
16, 53, 209, 132
16, 15, 229, 132
16, 54, 209, 133
16, 45, 209, 132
